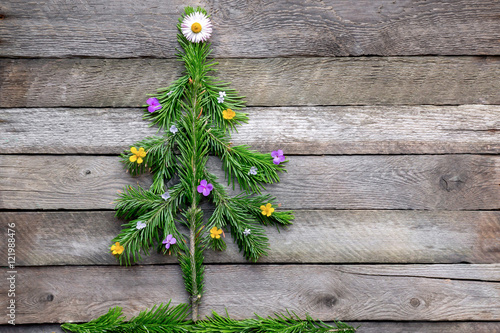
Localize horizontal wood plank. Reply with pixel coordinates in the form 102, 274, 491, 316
1, 57, 499, 107
351, 322, 500, 333
1, 322, 500, 333
3, 105, 500, 155
1, 210, 498, 265
0, 264, 498, 324
1, 155, 500, 210
1, 0, 499, 57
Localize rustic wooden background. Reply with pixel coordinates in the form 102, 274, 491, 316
1, 0, 500, 332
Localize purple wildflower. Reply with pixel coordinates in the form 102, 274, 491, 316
248, 166, 258, 175
161, 191, 170, 201
146, 97, 162, 113
170, 125, 178, 134
136, 221, 147, 230
197, 179, 213, 196
162, 234, 177, 249
271, 150, 285, 165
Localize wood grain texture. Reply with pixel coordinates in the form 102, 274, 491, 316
2, 155, 500, 210
0, 264, 498, 324
1, 210, 498, 266
350, 322, 500, 333
4, 105, 500, 155
1, 322, 500, 333
1, 57, 499, 108
1, 0, 499, 57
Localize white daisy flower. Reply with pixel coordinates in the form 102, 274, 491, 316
219, 91, 226, 98
181, 12, 213, 43
217, 96, 224, 103
243, 228, 251, 236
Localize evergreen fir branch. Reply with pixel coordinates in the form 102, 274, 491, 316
210, 196, 270, 261
194, 310, 357, 333
113, 184, 185, 265
232, 193, 294, 229
204, 175, 269, 261
176, 8, 246, 132
120, 135, 177, 194
62, 305, 356, 333
115, 183, 184, 219
61, 306, 124, 333
178, 207, 206, 303
115, 185, 161, 219
206, 127, 285, 193
61, 302, 192, 333
175, 114, 211, 204
200, 80, 247, 131
144, 75, 190, 130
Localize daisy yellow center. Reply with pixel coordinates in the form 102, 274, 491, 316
191, 22, 202, 33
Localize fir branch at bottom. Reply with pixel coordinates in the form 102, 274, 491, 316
61, 302, 191, 333
61, 302, 357, 333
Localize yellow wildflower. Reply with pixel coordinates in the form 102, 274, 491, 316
260, 203, 274, 217
210, 227, 223, 239
110, 242, 124, 255
129, 147, 147, 164
222, 109, 236, 120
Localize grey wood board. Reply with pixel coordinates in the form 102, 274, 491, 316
1, 210, 498, 266
3, 105, 500, 155
1, 0, 499, 57
2, 155, 500, 210
1, 322, 500, 333
1, 57, 499, 108
0, 264, 498, 324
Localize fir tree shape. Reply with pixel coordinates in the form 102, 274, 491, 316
112, 6, 294, 319
62, 7, 356, 332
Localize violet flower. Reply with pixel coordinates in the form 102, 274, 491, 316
271, 150, 285, 165
197, 179, 213, 196
146, 97, 162, 113
161, 191, 170, 201
162, 234, 177, 249
248, 166, 258, 175
170, 125, 178, 134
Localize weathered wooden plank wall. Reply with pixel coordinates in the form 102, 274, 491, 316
1, 0, 500, 332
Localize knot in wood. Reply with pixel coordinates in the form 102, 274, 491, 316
318, 295, 337, 308
410, 297, 420, 308
439, 175, 464, 192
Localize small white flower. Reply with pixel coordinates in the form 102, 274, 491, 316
136, 221, 147, 230
161, 191, 171, 201
217, 96, 224, 104
248, 166, 258, 175
219, 91, 226, 98
170, 125, 178, 134
181, 12, 213, 43
243, 228, 251, 236
167, 91, 173, 96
